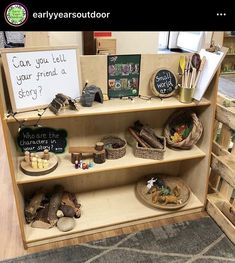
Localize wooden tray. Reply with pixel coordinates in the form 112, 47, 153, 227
20, 152, 58, 176
136, 175, 191, 210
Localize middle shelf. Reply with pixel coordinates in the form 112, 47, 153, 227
16, 145, 206, 184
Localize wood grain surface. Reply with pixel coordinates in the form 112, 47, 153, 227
0, 120, 207, 260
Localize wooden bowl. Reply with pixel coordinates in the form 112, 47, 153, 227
136, 175, 191, 210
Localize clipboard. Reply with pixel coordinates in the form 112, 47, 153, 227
193, 47, 228, 101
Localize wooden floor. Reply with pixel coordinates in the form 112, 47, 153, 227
0, 120, 208, 261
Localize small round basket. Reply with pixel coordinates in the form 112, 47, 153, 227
164, 111, 203, 150
101, 136, 127, 159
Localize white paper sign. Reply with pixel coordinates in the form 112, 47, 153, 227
193, 48, 228, 101
2, 48, 81, 112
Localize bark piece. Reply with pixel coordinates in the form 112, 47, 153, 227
60, 205, 75, 217
25, 191, 45, 223
31, 204, 51, 229
128, 127, 149, 148
48, 185, 64, 226
61, 192, 81, 218
140, 127, 164, 149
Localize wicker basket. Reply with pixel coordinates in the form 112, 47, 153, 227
134, 135, 166, 160
125, 130, 166, 160
101, 136, 127, 159
164, 110, 203, 150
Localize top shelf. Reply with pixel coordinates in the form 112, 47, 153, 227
5, 96, 210, 123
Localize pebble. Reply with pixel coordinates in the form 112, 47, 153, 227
57, 217, 75, 232
56, 210, 64, 218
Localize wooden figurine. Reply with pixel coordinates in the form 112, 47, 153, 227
71, 153, 82, 164
43, 149, 50, 160
30, 152, 35, 161
43, 159, 49, 168
37, 158, 43, 169
75, 160, 79, 169
24, 151, 30, 164
31, 157, 38, 169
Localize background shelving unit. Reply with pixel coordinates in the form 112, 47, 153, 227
221, 32, 235, 75
0, 53, 218, 248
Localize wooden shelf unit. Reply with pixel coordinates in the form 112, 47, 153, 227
0, 53, 218, 248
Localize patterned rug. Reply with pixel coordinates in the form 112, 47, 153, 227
1, 217, 235, 263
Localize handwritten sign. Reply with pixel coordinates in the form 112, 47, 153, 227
1, 47, 81, 112
17, 127, 67, 153
150, 69, 177, 98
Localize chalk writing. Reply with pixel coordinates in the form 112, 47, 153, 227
17, 127, 67, 153
152, 69, 177, 97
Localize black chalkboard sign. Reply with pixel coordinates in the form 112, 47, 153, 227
150, 69, 177, 98
17, 127, 67, 153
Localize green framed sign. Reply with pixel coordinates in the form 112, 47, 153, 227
107, 55, 141, 98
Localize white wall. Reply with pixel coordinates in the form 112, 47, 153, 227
49, 32, 83, 53
112, 32, 159, 54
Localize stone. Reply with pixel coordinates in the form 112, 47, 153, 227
57, 217, 75, 232
56, 210, 64, 218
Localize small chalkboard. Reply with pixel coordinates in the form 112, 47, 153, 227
17, 127, 67, 153
150, 69, 177, 98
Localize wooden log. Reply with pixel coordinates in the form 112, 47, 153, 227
221, 202, 235, 226
128, 127, 149, 148
140, 128, 163, 149
25, 191, 45, 223
93, 150, 106, 164
95, 142, 104, 151
60, 205, 75, 217
61, 192, 81, 218
48, 185, 64, 226
31, 204, 51, 229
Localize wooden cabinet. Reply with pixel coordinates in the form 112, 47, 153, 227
0, 53, 218, 248
221, 32, 235, 74
96, 38, 116, 55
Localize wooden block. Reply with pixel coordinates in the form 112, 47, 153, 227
69, 146, 96, 154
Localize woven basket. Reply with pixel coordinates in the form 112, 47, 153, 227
101, 136, 127, 159
134, 135, 166, 160
164, 111, 203, 150
125, 130, 166, 160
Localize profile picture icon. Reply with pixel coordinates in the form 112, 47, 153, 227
4, 2, 28, 27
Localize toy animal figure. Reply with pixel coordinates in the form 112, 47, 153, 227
158, 195, 178, 205
151, 187, 161, 204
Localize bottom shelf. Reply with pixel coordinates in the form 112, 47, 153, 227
25, 184, 203, 246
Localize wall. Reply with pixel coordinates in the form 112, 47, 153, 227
24, 32, 83, 54
49, 32, 83, 52
112, 32, 159, 54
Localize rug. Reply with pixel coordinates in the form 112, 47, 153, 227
2, 217, 235, 263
